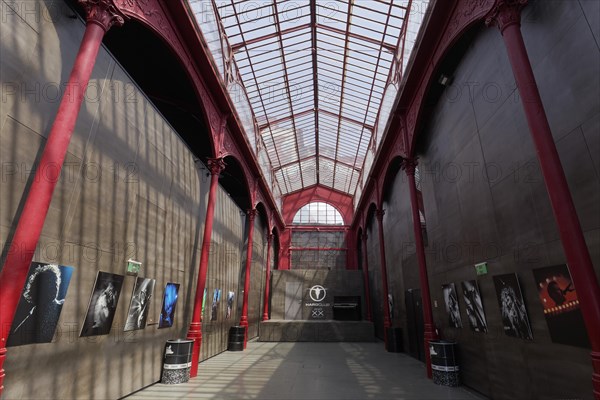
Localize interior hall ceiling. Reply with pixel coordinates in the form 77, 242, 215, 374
188, 0, 429, 198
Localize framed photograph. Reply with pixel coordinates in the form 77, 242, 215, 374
211, 289, 221, 321
158, 283, 180, 328
461, 280, 487, 333
532, 265, 589, 348
226, 291, 235, 319
201, 287, 207, 318
81, 272, 124, 337
8, 262, 74, 346
493, 273, 533, 340
442, 283, 462, 328
124, 277, 156, 331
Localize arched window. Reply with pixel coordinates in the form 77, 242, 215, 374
292, 202, 344, 225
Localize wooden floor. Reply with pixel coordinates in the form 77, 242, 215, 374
125, 341, 487, 400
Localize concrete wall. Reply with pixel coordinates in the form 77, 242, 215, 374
247, 213, 267, 339
199, 185, 245, 361
365, 214, 384, 340
372, 1, 600, 399
381, 170, 419, 353
270, 269, 365, 320
0, 1, 249, 398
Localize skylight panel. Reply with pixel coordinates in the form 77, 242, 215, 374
195, 0, 430, 199
319, 158, 335, 187
300, 158, 318, 187
349, 23, 384, 42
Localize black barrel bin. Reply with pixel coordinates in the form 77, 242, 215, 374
430, 340, 459, 386
162, 339, 194, 384
228, 326, 245, 351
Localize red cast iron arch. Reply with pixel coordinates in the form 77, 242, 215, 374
380, 156, 406, 204
116, 0, 221, 157
405, 0, 496, 155
282, 186, 354, 226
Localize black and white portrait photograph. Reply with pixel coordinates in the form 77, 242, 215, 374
81, 272, 124, 337
442, 283, 462, 328
124, 277, 156, 331
8, 262, 74, 347
493, 273, 533, 340
461, 280, 487, 333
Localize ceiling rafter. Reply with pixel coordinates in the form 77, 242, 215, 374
231, 23, 311, 52
258, 107, 372, 132
275, 154, 360, 173
317, 23, 396, 53
203, 0, 428, 197
310, 0, 321, 186
330, 0, 355, 192
353, 0, 413, 199
347, 1, 395, 193
223, 0, 289, 192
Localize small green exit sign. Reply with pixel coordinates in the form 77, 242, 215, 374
475, 262, 488, 276
126, 259, 141, 275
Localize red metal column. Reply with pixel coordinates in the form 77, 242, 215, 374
403, 158, 438, 379
187, 158, 225, 378
262, 233, 273, 321
375, 210, 392, 349
361, 233, 373, 321
239, 209, 257, 348
487, 2, 600, 397
0, 1, 124, 395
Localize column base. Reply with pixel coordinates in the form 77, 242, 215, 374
187, 323, 202, 378
424, 326, 439, 380
239, 318, 249, 349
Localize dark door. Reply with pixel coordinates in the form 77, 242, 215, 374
405, 288, 425, 362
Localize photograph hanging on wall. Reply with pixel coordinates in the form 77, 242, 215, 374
532, 265, 589, 348
226, 291, 235, 319
202, 287, 207, 317
124, 277, 156, 331
461, 280, 487, 333
211, 288, 221, 321
442, 283, 462, 328
158, 283, 180, 328
81, 272, 124, 337
8, 262, 74, 347
493, 273, 533, 340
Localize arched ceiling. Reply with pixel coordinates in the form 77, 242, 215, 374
187, 0, 430, 201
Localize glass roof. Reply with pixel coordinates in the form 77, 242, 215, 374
188, 0, 430, 200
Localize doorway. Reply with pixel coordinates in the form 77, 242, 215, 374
405, 288, 425, 362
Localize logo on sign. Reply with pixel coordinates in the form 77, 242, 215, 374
309, 285, 326, 302
311, 309, 325, 318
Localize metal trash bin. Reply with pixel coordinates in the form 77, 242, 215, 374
386, 327, 403, 353
161, 339, 194, 384
430, 340, 459, 386
228, 326, 245, 351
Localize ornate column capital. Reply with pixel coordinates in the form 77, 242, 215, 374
485, 0, 528, 33
207, 157, 226, 176
247, 209, 257, 221
267, 233, 274, 243
402, 157, 419, 177
376, 209, 385, 221
79, 0, 126, 32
